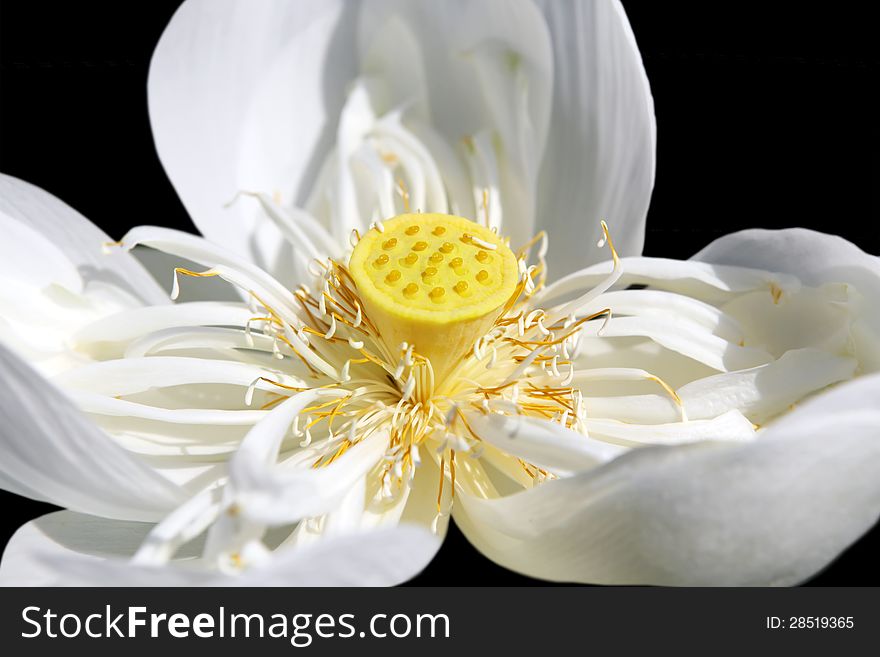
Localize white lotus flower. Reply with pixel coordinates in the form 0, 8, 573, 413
1, 0, 879, 587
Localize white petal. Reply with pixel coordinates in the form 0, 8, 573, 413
122, 326, 280, 359
74, 301, 253, 359
679, 348, 856, 423
0, 178, 168, 373
290, 445, 452, 551
540, 256, 801, 306
0, 344, 186, 520
121, 240, 337, 381
0, 511, 152, 587
232, 390, 344, 473
456, 372, 880, 585
54, 356, 298, 396
231, 525, 440, 586
230, 392, 388, 524
720, 284, 854, 357
0, 281, 113, 374
120, 226, 301, 318
235, 439, 391, 525
693, 228, 880, 372
585, 315, 772, 372
575, 288, 744, 342
359, 0, 553, 244
131, 248, 244, 303
148, 0, 356, 279
467, 412, 624, 473
693, 228, 880, 290
0, 174, 167, 305
586, 409, 755, 447
571, 334, 717, 389
240, 192, 338, 261
6, 515, 439, 587
70, 393, 266, 426
0, 208, 80, 292
581, 348, 857, 425
532, 0, 655, 275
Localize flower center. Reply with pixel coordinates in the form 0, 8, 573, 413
349, 213, 519, 380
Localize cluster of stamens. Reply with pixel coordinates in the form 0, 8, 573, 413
170, 213, 656, 521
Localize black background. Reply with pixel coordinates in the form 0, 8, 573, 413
0, 1, 877, 586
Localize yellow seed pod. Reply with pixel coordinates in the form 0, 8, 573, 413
349, 213, 519, 379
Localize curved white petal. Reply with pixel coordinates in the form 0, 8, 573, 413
359, 0, 553, 245
1, 511, 439, 586
290, 446, 450, 548
0, 174, 167, 305
233, 524, 439, 586
575, 289, 744, 341
74, 302, 253, 359
150, 0, 654, 281
468, 412, 624, 473
148, 0, 358, 281
120, 226, 301, 316
150, 0, 560, 265
0, 511, 152, 587
1, 208, 79, 292
456, 372, 880, 585
586, 315, 772, 372
693, 228, 879, 290
235, 439, 390, 526
693, 228, 880, 371
540, 256, 801, 306
70, 393, 267, 426
54, 356, 300, 397
117, 230, 332, 381
581, 348, 857, 425
232, 390, 344, 474
230, 392, 389, 525
679, 348, 856, 423
119, 327, 294, 366
532, 0, 656, 276
572, 334, 718, 389
130, 248, 244, 304
0, 344, 186, 521
586, 409, 755, 446
720, 284, 854, 358
0, 176, 170, 373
